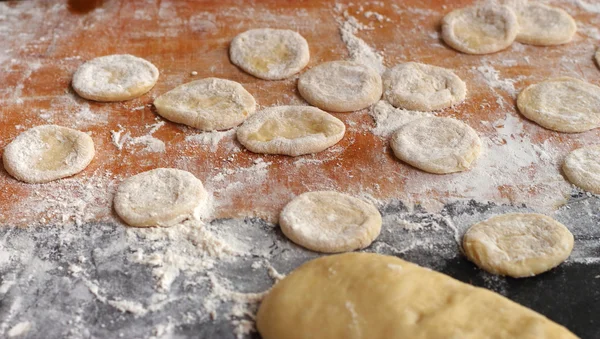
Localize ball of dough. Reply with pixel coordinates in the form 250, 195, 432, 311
463, 213, 574, 278
563, 145, 600, 194
297, 61, 382, 112
153, 78, 256, 131
236, 105, 345, 156
517, 77, 600, 133
515, 3, 576, 46
383, 62, 466, 111
3, 125, 95, 184
114, 168, 208, 227
229, 28, 309, 80
72, 54, 159, 102
256, 252, 578, 339
441, 5, 518, 55
279, 191, 382, 253
390, 117, 481, 174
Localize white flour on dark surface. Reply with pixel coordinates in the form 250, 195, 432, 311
1, 1, 599, 339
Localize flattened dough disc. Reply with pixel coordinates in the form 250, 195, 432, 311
563, 145, 600, 194
515, 3, 576, 46
442, 5, 518, 55
72, 54, 159, 102
279, 191, 382, 253
517, 77, 600, 133
3, 125, 95, 184
463, 213, 574, 278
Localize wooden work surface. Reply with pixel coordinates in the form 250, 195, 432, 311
1, 0, 599, 226
1, 1, 600, 339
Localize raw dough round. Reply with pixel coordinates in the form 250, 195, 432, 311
441, 5, 518, 55
390, 117, 481, 174
72, 54, 159, 102
563, 145, 600, 194
229, 28, 309, 80
382, 62, 466, 111
463, 213, 574, 278
517, 77, 600, 133
256, 252, 578, 339
515, 3, 576, 46
236, 105, 345, 156
279, 191, 382, 253
114, 168, 208, 227
153, 78, 256, 131
2, 125, 95, 184
297, 61, 382, 112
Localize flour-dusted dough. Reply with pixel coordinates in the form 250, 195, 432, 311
3, 125, 95, 184
153, 78, 256, 131
517, 77, 600, 133
515, 3, 576, 46
383, 62, 466, 111
236, 106, 345, 156
229, 28, 309, 80
279, 191, 382, 253
114, 168, 208, 227
563, 145, 600, 194
257, 252, 578, 339
442, 5, 518, 55
390, 117, 481, 174
72, 54, 159, 102
463, 213, 574, 278
297, 61, 382, 112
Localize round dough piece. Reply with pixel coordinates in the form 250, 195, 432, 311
297, 61, 382, 112
229, 28, 309, 80
383, 62, 466, 111
72, 54, 159, 102
153, 78, 256, 131
114, 168, 208, 227
279, 191, 382, 253
563, 145, 600, 194
2, 125, 95, 184
236, 106, 345, 156
390, 117, 481, 174
517, 77, 600, 133
463, 213, 574, 278
441, 5, 518, 55
515, 3, 576, 46
257, 253, 578, 339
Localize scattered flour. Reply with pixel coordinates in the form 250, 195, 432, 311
368, 100, 434, 137
111, 120, 166, 153
185, 129, 237, 152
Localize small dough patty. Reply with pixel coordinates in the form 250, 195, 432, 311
442, 5, 518, 54
72, 54, 159, 102
515, 3, 576, 46
279, 191, 382, 253
563, 145, 600, 194
229, 28, 309, 80
390, 117, 481, 174
383, 62, 466, 111
236, 105, 345, 156
257, 252, 578, 339
3, 125, 95, 184
298, 61, 382, 112
463, 213, 574, 278
114, 168, 208, 227
517, 77, 600, 133
154, 78, 256, 131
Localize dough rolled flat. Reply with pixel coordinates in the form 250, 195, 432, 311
517, 77, 600, 133
257, 252, 578, 339
3, 125, 95, 184
463, 213, 574, 278
563, 145, 600, 194
515, 3, 576, 46
442, 5, 518, 55
279, 191, 382, 253
298, 61, 382, 112
236, 105, 345, 156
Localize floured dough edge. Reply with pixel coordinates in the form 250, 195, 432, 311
562, 145, 600, 194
